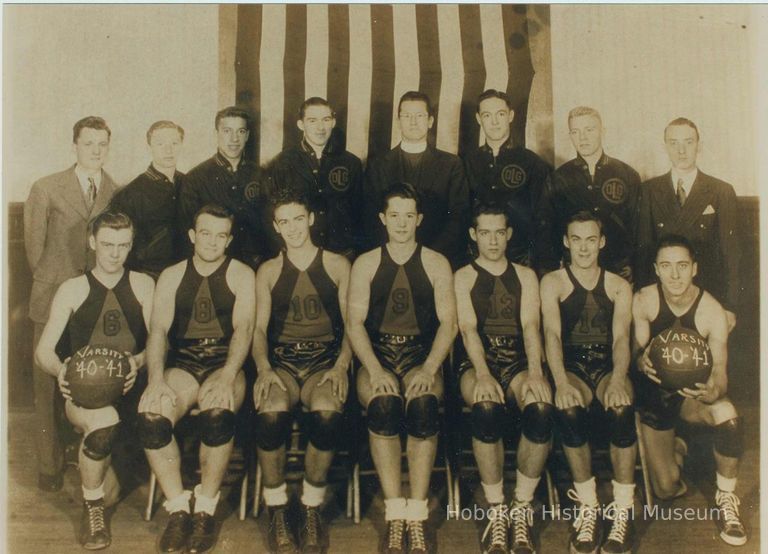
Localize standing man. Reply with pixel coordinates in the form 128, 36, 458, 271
110, 121, 185, 280
365, 91, 470, 268
637, 118, 741, 331
252, 191, 352, 553
633, 235, 747, 546
348, 183, 457, 554
138, 205, 256, 554
178, 106, 270, 271
463, 89, 551, 267
540, 211, 637, 554
24, 115, 119, 492
268, 97, 364, 259
538, 107, 641, 281
454, 204, 553, 554
35, 212, 154, 550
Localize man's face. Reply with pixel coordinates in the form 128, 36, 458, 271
564, 220, 605, 269
298, 105, 335, 149
568, 114, 603, 158
398, 100, 433, 143
470, 214, 511, 262
273, 202, 314, 249
149, 128, 183, 171
89, 227, 132, 274
74, 128, 110, 171
379, 196, 422, 244
476, 97, 513, 143
189, 214, 233, 262
217, 116, 250, 161
665, 124, 700, 172
654, 245, 697, 296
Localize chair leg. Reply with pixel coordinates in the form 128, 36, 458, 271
635, 413, 654, 510
239, 466, 249, 521
544, 469, 556, 510
452, 474, 461, 515
346, 471, 353, 519
353, 462, 361, 524
145, 471, 158, 521
253, 459, 263, 518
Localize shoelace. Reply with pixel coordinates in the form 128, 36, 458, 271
407, 521, 427, 551
604, 502, 629, 543
509, 501, 534, 546
86, 502, 106, 533
567, 490, 599, 543
480, 505, 509, 547
716, 491, 742, 526
304, 507, 320, 543
274, 510, 293, 546
387, 520, 405, 548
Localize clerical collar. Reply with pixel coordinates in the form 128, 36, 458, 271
400, 141, 427, 154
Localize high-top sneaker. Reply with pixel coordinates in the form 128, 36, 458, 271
406, 519, 430, 554
480, 504, 509, 554
601, 502, 633, 554
715, 490, 747, 546
268, 505, 298, 554
79, 499, 110, 550
567, 489, 602, 554
381, 519, 407, 554
509, 499, 536, 554
299, 504, 325, 554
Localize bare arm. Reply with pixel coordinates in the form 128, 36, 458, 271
34, 280, 79, 377
699, 296, 729, 398
422, 251, 458, 376
517, 266, 544, 375
631, 289, 653, 360
252, 260, 276, 374
540, 273, 567, 385
129, 272, 155, 369
346, 252, 385, 375
221, 263, 256, 377
609, 275, 632, 379
455, 267, 492, 377
330, 254, 353, 370
145, 268, 180, 384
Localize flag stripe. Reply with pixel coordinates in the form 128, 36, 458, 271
259, 4, 286, 164
390, 5, 420, 148
415, 4, 442, 145
346, 5, 373, 161
479, 5, 509, 145
282, 4, 307, 150
368, 4, 395, 160
502, 5, 536, 147
458, 5, 486, 158
235, 4, 262, 162
436, 5, 464, 154
327, 4, 351, 146
305, 4, 329, 101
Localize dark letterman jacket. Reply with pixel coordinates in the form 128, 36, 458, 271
464, 138, 551, 267
536, 152, 641, 275
109, 164, 184, 278
268, 139, 364, 255
178, 151, 270, 268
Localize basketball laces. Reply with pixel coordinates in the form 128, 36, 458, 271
567, 490, 599, 543
481, 505, 509, 548
303, 506, 320, 543
387, 520, 406, 549
273, 509, 293, 547
86, 501, 106, 533
407, 520, 427, 551
604, 501, 629, 543
715, 491, 742, 527
509, 500, 534, 546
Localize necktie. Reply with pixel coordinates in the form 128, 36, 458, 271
676, 178, 686, 208
87, 177, 97, 209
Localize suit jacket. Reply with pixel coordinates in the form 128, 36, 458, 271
24, 165, 118, 323
637, 170, 741, 311
364, 144, 470, 267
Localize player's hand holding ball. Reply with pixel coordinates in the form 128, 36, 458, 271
123, 352, 139, 394
678, 379, 720, 404
65, 345, 129, 408
57, 357, 73, 401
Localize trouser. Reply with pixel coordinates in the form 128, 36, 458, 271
33, 322, 64, 476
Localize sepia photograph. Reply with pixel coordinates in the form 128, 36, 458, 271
2, 4, 765, 553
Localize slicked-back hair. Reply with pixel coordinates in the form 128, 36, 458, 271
90, 211, 133, 238
567, 106, 602, 127
565, 209, 603, 236
146, 120, 185, 144
215, 106, 251, 131
73, 116, 111, 143
299, 97, 335, 120
381, 182, 422, 214
471, 203, 510, 228
664, 117, 700, 141
271, 188, 312, 219
477, 89, 513, 112
655, 234, 697, 263
192, 204, 235, 231
398, 91, 433, 117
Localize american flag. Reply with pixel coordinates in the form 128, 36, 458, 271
234, 4, 538, 165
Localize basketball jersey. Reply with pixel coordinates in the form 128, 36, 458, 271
61, 271, 147, 357
365, 244, 437, 339
269, 249, 342, 343
650, 283, 705, 337
470, 261, 522, 338
560, 265, 613, 346
171, 257, 235, 342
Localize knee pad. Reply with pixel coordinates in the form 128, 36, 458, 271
367, 395, 404, 437
606, 405, 637, 448
82, 423, 120, 461
137, 412, 173, 450
307, 410, 343, 451
406, 395, 439, 439
198, 408, 236, 447
471, 401, 504, 443
555, 406, 589, 448
522, 402, 554, 444
254, 411, 293, 451
714, 417, 744, 458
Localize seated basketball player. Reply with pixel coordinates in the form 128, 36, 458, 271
454, 204, 553, 554
251, 191, 352, 553
540, 211, 637, 554
348, 183, 457, 554
633, 235, 747, 546
35, 212, 154, 550
137, 205, 256, 554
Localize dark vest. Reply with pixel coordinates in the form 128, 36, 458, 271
560, 266, 613, 347
650, 283, 705, 337
470, 261, 523, 340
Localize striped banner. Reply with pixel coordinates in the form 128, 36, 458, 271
235, 4, 537, 165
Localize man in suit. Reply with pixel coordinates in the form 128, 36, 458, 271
636, 118, 741, 330
364, 91, 470, 268
24, 115, 119, 491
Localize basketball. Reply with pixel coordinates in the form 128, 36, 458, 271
648, 327, 713, 390
65, 345, 129, 409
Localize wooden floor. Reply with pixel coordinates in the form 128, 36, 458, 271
6, 407, 761, 554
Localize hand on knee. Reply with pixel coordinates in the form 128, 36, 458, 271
471, 401, 504, 443
307, 410, 343, 451
198, 408, 236, 447
406, 395, 439, 439
522, 401, 554, 444
606, 405, 637, 448
253, 411, 293, 451
137, 411, 173, 450
82, 423, 121, 461
367, 395, 403, 437
555, 405, 589, 448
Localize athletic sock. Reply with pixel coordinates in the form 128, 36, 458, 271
82, 482, 105, 501
716, 473, 737, 493
384, 497, 408, 521
263, 482, 289, 507
406, 498, 429, 521
193, 484, 220, 516
611, 480, 635, 509
514, 470, 541, 503
574, 477, 598, 506
481, 479, 505, 505
301, 479, 326, 508
163, 490, 192, 514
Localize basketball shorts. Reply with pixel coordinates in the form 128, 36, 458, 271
633, 371, 684, 431
563, 343, 612, 392
270, 341, 340, 387
169, 339, 230, 384
371, 334, 428, 379
457, 335, 527, 392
